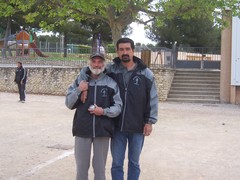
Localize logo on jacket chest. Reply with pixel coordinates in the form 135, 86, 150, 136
132, 76, 141, 86
100, 88, 108, 97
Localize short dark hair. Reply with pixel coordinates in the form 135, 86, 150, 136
116, 38, 135, 50
17, 61, 22, 66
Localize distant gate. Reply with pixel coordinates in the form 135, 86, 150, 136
134, 46, 221, 69
174, 47, 221, 69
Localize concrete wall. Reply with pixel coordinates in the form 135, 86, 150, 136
220, 11, 232, 103
230, 86, 240, 104
0, 67, 175, 101
236, 87, 240, 104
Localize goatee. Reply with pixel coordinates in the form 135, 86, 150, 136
121, 59, 130, 63
121, 55, 130, 63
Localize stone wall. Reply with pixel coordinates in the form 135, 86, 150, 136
151, 68, 175, 101
0, 66, 175, 101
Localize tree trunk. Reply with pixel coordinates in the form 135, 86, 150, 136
110, 22, 123, 45
2, 17, 11, 58
63, 32, 67, 58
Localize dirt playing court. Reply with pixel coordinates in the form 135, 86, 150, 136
0, 92, 240, 180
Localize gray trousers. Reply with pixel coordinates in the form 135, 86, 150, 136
75, 136, 110, 180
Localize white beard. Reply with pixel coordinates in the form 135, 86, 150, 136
88, 64, 106, 75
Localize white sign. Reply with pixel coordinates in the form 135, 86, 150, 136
231, 17, 240, 85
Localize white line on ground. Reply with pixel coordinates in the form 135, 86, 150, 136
9, 150, 74, 179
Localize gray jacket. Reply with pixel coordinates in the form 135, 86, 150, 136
65, 68, 122, 137
79, 56, 158, 133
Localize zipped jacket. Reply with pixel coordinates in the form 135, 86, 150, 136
107, 56, 158, 133
14, 66, 27, 84
79, 56, 158, 133
65, 68, 122, 138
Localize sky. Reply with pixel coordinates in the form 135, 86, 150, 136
128, 22, 155, 45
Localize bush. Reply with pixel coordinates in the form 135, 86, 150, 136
106, 44, 115, 53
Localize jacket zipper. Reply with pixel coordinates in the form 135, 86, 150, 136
93, 81, 97, 138
120, 87, 128, 131
120, 70, 135, 131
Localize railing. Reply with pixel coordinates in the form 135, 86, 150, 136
0, 47, 221, 69
176, 47, 221, 69
177, 47, 221, 61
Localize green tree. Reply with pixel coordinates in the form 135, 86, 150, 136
1, 0, 240, 50
147, 16, 221, 48
44, 20, 113, 57
25, 0, 156, 44
29, 2, 114, 56
0, 0, 36, 57
25, 0, 240, 45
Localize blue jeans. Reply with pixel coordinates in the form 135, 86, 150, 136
111, 130, 144, 180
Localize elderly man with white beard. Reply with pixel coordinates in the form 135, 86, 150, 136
65, 53, 122, 180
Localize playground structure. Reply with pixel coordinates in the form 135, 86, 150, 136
0, 33, 17, 55
0, 30, 48, 57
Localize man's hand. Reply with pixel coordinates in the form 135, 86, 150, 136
143, 123, 152, 136
81, 91, 88, 103
79, 81, 88, 103
88, 104, 104, 116
79, 80, 88, 91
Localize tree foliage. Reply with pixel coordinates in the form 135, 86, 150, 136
25, 0, 155, 44
0, 0, 35, 17
0, 0, 37, 57
24, 0, 240, 45
0, 0, 240, 48
147, 16, 221, 48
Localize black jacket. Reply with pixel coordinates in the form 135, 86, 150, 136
65, 68, 122, 138
14, 66, 27, 84
107, 56, 158, 133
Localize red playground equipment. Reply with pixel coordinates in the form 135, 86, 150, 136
16, 30, 48, 57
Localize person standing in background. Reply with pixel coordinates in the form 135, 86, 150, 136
14, 61, 27, 103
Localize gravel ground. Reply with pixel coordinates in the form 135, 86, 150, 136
0, 92, 240, 180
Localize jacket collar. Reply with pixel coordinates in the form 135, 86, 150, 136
112, 56, 147, 70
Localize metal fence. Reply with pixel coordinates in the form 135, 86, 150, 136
175, 47, 221, 69
0, 46, 221, 69
177, 47, 221, 61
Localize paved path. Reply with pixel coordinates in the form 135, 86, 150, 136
0, 92, 240, 180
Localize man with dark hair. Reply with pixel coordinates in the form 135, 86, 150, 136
79, 37, 158, 180
108, 37, 158, 180
14, 61, 27, 103
65, 53, 122, 180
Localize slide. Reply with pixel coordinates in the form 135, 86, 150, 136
29, 42, 48, 57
